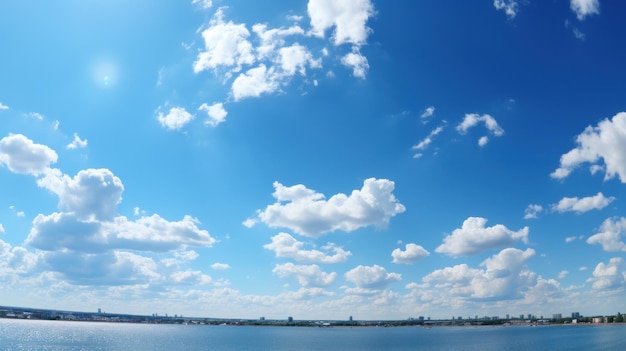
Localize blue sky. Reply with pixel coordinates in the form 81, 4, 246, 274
1, 0, 625, 320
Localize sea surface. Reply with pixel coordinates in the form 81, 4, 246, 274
1, 319, 625, 350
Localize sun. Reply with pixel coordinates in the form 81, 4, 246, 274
93, 59, 119, 89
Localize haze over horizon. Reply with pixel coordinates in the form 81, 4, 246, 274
1, 0, 625, 320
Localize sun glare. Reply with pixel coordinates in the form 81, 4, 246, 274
93, 60, 119, 88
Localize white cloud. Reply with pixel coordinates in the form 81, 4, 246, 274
0, 102, 9, 110
493, 0, 518, 18
457, 113, 504, 146
552, 192, 615, 214
242, 218, 257, 228
264, 232, 351, 263
0, 134, 58, 175
478, 136, 489, 147
257, 178, 405, 238
231, 65, 280, 101
419, 248, 537, 301
192, 0, 212, 9
341, 47, 369, 79
252, 24, 306, 60
273, 262, 336, 287
412, 126, 444, 151
565, 236, 577, 243
157, 107, 195, 130
558, 270, 569, 279
0, 224, 4, 234
588, 257, 625, 290
26, 112, 44, 120
344, 264, 401, 289
435, 217, 529, 256
551, 112, 626, 182
37, 168, 124, 222
391, 243, 429, 264
573, 28, 586, 41
570, 0, 600, 20
199, 102, 228, 127
586, 217, 626, 252
277, 44, 320, 76
211, 263, 230, 270
193, 8, 255, 75
421, 106, 435, 119
524, 204, 543, 219
67, 133, 88, 149
307, 0, 375, 46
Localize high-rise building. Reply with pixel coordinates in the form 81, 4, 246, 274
572, 312, 580, 319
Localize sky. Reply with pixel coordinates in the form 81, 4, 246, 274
0, 0, 625, 321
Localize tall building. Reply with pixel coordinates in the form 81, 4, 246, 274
553, 313, 562, 319
572, 312, 580, 319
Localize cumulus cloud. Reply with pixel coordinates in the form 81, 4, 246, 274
524, 204, 543, 219
586, 217, 626, 252
457, 113, 504, 146
231, 65, 280, 101
37, 168, 123, 222
0, 134, 58, 175
570, 0, 600, 20
257, 178, 405, 238
551, 112, 626, 182
436, 217, 529, 256
27, 213, 216, 253
493, 0, 518, 18
588, 257, 625, 291
419, 248, 537, 301
199, 102, 228, 127
157, 107, 194, 130
552, 192, 615, 214
273, 262, 336, 287
307, 0, 375, 46
278, 44, 320, 76
66, 133, 88, 149
193, 8, 255, 75
344, 264, 401, 289
391, 243, 429, 264
0, 102, 9, 110
341, 47, 369, 79
264, 232, 351, 263
558, 270, 569, 279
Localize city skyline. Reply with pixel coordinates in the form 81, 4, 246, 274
1, 0, 626, 320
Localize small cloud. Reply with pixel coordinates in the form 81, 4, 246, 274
199, 102, 228, 127
341, 47, 369, 79
66, 133, 88, 149
412, 126, 444, 154
25, 112, 44, 120
493, 0, 518, 19
157, 107, 195, 130
457, 113, 504, 146
192, 0, 212, 9
52, 120, 60, 130
579, 266, 588, 271
557, 270, 569, 279
0, 224, 4, 233
551, 192, 615, 214
0, 102, 9, 110
478, 136, 489, 147
570, 0, 599, 21
391, 243, 429, 264
242, 218, 257, 228
573, 28, 586, 41
420, 106, 435, 119
565, 236, 577, 243
211, 263, 230, 270
524, 204, 543, 219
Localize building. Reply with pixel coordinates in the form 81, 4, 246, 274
572, 312, 580, 319
553, 314, 562, 320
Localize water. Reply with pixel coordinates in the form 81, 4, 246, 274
1, 319, 625, 350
